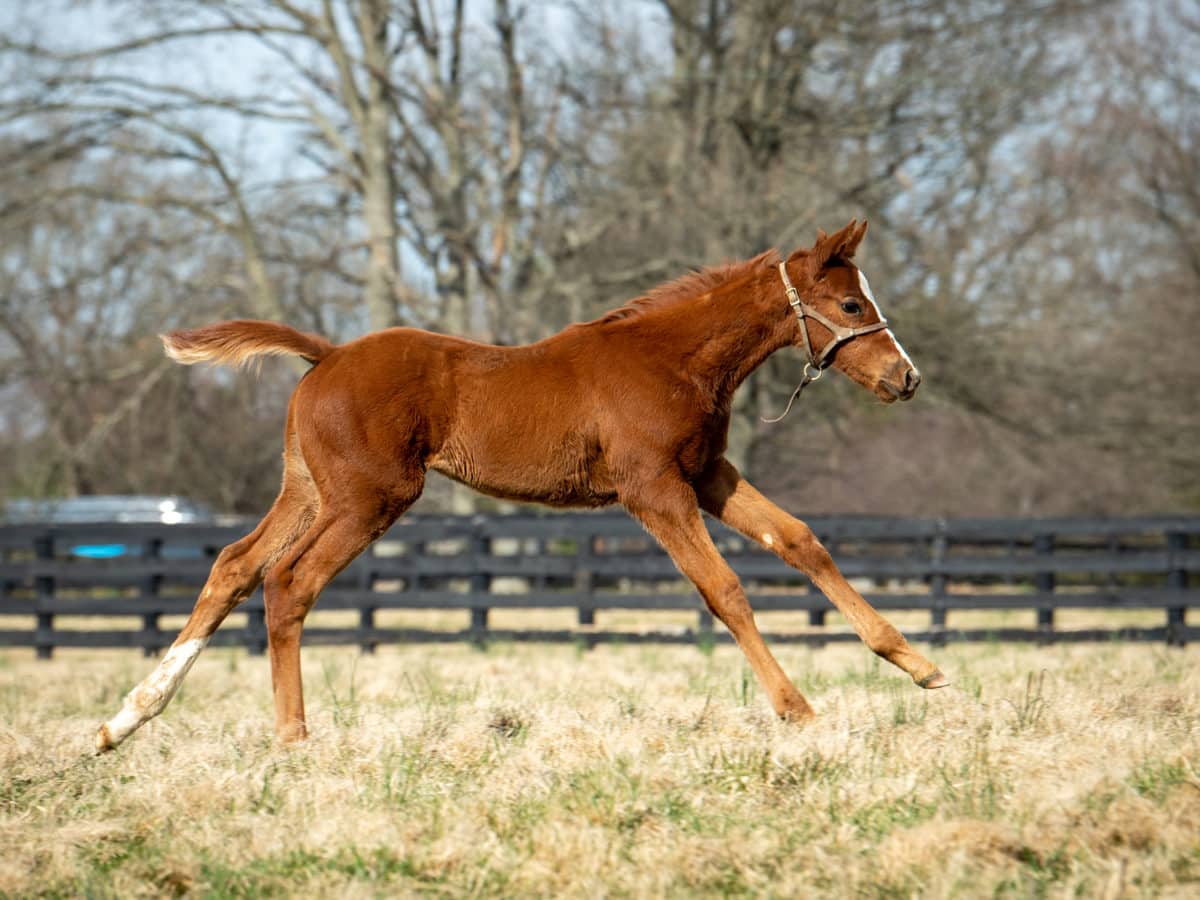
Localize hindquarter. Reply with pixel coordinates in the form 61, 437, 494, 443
287, 329, 452, 496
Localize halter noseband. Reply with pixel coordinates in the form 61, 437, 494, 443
762, 260, 891, 423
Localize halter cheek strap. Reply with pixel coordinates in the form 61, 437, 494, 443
762, 261, 891, 423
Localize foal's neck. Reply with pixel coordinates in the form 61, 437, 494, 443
668, 265, 795, 407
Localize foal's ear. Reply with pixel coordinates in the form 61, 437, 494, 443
845, 219, 868, 255
807, 219, 868, 273
827, 219, 867, 259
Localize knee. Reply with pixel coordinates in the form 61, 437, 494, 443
705, 578, 754, 628
778, 522, 834, 575
208, 545, 258, 598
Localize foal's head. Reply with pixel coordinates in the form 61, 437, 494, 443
781, 220, 920, 403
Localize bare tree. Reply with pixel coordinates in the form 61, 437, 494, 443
1, 0, 612, 510
3, 0, 1195, 517
557, 0, 1112, 484
0, 146, 294, 509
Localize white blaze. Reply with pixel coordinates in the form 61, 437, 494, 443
97, 637, 208, 750
857, 269, 916, 368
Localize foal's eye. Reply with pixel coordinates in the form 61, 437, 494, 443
841, 300, 862, 315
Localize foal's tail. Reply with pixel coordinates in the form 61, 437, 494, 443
161, 320, 335, 369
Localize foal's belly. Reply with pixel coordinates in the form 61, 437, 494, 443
429, 429, 618, 509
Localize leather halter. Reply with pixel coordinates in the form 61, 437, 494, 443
762, 260, 891, 423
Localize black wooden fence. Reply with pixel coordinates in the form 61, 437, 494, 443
1, 514, 1197, 657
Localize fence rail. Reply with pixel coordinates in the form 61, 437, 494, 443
2, 514, 1197, 656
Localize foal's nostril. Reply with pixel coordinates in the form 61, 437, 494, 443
904, 368, 921, 393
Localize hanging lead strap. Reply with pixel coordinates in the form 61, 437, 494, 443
761, 363, 822, 424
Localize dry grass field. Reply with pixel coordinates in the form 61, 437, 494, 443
1, 637, 1198, 898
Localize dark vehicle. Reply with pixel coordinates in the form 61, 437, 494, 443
2, 495, 216, 558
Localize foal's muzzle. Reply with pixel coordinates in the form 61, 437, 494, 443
880, 363, 921, 402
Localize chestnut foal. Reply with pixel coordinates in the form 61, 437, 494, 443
96, 220, 947, 751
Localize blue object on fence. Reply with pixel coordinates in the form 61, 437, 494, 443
71, 544, 129, 559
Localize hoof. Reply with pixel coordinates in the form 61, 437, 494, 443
95, 724, 115, 754
781, 710, 816, 725
917, 670, 950, 690
779, 699, 817, 723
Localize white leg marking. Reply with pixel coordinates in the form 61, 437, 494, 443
96, 637, 208, 751
857, 269, 916, 368
763, 533, 775, 547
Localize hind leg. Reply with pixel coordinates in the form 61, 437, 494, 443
265, 477, 423, 742
95, 478, 316, 752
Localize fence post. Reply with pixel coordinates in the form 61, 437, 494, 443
1166, 531, 1187, 647
469, 527, 490, 647
33, 532, 55, 660
929, 527, 948, 646
1034, 533, 1056, 641
141, 537, 163, 657
575, 532, 598, 649
576, 532, 595, 627
245, 594, 267, 656
807, 537, 826, 631
359, 606, 377, 654
356, 553, 377, 655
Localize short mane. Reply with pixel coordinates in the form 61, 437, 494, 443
597, 249, 781, 324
